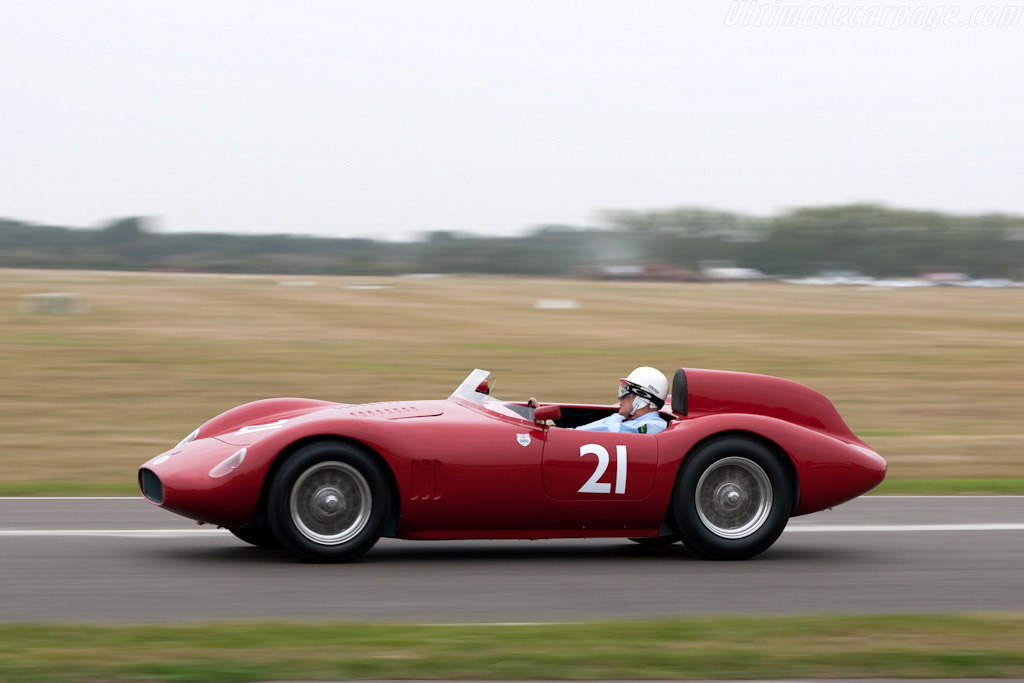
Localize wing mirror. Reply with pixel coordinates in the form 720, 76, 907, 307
534, 405, 561, 423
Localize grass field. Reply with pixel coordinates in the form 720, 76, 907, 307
3, 614, 1024, 682
2, 268, 1023, 493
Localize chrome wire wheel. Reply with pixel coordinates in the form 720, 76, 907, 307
694, 456, 773, 539
289, 461, 372, 545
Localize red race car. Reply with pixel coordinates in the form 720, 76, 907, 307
139, 368, 885, 562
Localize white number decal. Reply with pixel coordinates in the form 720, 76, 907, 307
578, 444, 611, 493
578, 444, 628, 494
615, 444, 627, 494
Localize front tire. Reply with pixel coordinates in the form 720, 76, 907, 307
671, 437, 792, 560
268, 442, 390, 563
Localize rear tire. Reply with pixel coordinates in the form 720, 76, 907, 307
268, 442, 390, 563
671, 437, 792, 560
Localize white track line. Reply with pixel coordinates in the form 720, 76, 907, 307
1, 524, 1023, 539
0, 529, 228, 538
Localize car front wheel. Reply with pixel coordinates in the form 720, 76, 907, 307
268, 442, 390, 563
671, 437, 792, 560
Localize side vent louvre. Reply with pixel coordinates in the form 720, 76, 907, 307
349, 405, 426, 418
410, 459, 443, 500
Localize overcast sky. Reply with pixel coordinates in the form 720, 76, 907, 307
2, 1, 1021, 241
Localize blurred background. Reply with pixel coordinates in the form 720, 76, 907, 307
2, 6, 1024, 681
2, 268, 1022, 493
2, 2, 1022, 490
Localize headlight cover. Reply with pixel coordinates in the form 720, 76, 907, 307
172, 427, 201, 453
209, 448, 247, 478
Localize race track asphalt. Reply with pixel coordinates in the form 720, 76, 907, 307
1, 496, 1022, 623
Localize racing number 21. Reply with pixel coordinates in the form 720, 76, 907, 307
578, 444, 627, 494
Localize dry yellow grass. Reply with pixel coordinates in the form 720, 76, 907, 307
2, 268, 1022, 487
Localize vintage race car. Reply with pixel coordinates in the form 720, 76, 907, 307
139, 368, 886, 562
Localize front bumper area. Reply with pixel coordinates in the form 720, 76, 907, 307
138, 438, 264, 527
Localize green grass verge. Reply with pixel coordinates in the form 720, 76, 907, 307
4, 478, 1023, 497
2, 614, 1023, 682
871, 478, 1024, 495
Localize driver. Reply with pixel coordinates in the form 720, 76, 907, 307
529, 366, 669, 434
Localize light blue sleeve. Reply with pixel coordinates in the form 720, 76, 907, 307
576, 413, 667, 434
630, 413, 667, 434
575, 414, 624, 432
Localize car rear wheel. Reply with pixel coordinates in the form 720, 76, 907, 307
268, 442, 390, 563
671, 436, 792, 560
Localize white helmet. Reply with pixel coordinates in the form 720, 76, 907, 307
618, 366, 669, 412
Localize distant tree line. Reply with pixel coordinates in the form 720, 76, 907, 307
2, 205, 1023, 278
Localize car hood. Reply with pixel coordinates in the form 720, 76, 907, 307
196, 397, 447, 444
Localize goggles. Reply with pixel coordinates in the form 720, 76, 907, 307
618, 380, 654, 400
617, 380, 635, 399
617, 379, 663, 407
